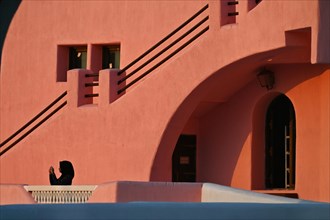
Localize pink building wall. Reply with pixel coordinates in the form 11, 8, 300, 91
89, 181, 201, 203
0, 185, 36, 205
1, 1, 329, 202
197, 64, 329, 202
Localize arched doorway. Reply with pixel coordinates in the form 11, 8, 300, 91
265, 95, 296, 189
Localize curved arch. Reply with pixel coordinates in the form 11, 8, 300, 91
149, 82, 204, 181
149, 45, 313, 182
265, 95, 296, 189
251, 92, 283, 189
0, 0, 21, 65
149, 49, 281, 181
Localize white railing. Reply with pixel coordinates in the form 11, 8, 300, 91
24, 185, 97, 204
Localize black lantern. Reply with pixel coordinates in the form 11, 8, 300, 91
257, 69, 274, 90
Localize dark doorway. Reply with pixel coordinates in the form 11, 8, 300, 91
172, 135, 196, 182
265, 95, 296, 189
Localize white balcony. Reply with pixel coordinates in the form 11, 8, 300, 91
24, 185, 97, 204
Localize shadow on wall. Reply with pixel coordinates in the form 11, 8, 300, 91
150, 45, 328, 184
251, 91, 282, 190
251, 64, 330, 190
0, 0, 21, 65
150, 50, 266, 182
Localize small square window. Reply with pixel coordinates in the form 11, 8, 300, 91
57, 45, 87, 82
102, 45, 120, 69
69, 46, 87, 69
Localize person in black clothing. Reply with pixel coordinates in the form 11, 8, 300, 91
49, 160, 74, 185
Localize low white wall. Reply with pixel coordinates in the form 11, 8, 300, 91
201, 183, 309, 203
24, 185, 97, 203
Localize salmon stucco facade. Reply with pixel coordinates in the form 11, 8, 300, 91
0, 0, 329, 203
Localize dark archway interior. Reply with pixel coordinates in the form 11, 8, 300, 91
265, 95, 296, 189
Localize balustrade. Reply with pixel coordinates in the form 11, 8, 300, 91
24, 185, 97, 204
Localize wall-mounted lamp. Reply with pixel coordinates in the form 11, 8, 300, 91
257, 69, 275, 90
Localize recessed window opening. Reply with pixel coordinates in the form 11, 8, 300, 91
69, 46, 87, 69
102, 45, 120, 69
220, 1, 238, 26
57, 45, 88, 82
248, 0, 262, 11
265, 95, 296, 189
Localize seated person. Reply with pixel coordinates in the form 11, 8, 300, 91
49, 160, 74, 185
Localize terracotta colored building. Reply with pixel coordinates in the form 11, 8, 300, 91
1, 0, 329, 203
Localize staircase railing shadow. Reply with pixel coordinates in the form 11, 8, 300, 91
116, 4, 209, 95
0, 91, 68, 156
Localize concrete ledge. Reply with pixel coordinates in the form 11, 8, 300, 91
24, 185, 97, 203
0, 185, 36, 205
87, 182, 117, 203
1, 181, 318, 205
202, 183, 309, 203
89, 181, 202, 203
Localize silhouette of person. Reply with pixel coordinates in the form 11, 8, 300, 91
49, 160, 74, 185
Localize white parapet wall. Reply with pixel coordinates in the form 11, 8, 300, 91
6, 182, 317, 204
16, 182, 315, 204
1, 182, 329, 219
24, 185, 97, 203
201, 183, 310, 203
